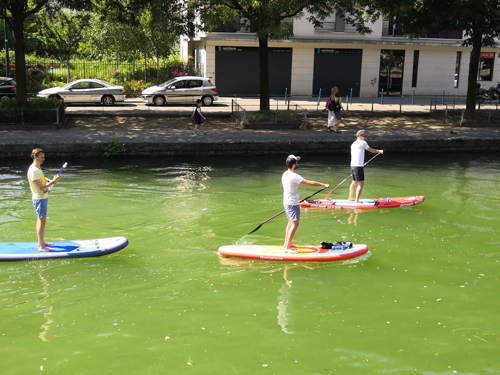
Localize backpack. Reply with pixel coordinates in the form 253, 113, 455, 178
328, 98, 341, 112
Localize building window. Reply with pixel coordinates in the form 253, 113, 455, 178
316, 12, 345, 32
454, 51, 461, 88
478, 52, 494, 81
412, 50, 419, 87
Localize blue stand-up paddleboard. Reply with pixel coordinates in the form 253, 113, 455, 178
0, 237, 129, 261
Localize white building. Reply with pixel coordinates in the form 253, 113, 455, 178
180, 13, 500, 98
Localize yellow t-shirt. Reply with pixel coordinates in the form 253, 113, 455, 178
28, 163, 49, 199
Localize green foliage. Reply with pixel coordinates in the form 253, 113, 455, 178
104, 136, 127, 157
246, 111, 297, 123
0, 98, 63, 124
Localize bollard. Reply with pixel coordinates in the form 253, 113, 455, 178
349, 88, 353, 104
284, 88, 287, 105
346, 95, 349, 111
412, 89, 415, 105
381, 89, 384, 104
460, 108, 465, 126
317, 88, 322, 111
400, 95, 402, 113
371, 96, 374, 112
442, 89, 445, 105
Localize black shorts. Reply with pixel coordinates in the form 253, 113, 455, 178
351, 167, 365, 182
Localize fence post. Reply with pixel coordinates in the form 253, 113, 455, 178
381, 89, 384, 104
83, 61, 86, 78
460, 108, 465, 126
317, 88, 321, 111
243, 109, 246, 126
400, 95, 402, 113
231, 99, 233, 113
444, 104, 447, 123
412, 89, 415, 105
429, 100, 432, 113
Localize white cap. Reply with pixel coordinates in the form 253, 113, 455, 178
286, 154, 301, 163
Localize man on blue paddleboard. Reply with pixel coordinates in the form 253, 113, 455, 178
348, 130, 383, 204
282, 154, 329, 253
27, 148, 61, 252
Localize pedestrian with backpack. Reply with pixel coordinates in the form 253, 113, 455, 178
328, 90, 346, 133
324, 87, 338, 132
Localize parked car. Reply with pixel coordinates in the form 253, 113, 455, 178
0, 77, 16, 100
37, 79, 125, 105
141, 76, 219, 106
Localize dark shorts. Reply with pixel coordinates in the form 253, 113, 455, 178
351, 167, 365, 182
284, 205, 300, 221
194, 116, 203, 125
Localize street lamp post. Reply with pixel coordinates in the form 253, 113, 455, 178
4, 9, 10, 77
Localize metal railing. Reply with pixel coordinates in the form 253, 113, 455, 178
0, 102, 64, 126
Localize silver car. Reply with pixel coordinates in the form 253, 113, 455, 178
141, 76, 219, 106
37, 79, 125, 105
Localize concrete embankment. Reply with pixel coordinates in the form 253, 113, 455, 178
1, 114, 499, 159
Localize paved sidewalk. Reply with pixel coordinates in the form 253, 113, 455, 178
1, 96, 499, 158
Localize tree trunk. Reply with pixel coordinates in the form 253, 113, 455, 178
466, 31, 483, 111
12, 16, 27, 106
258, 35, 270, 111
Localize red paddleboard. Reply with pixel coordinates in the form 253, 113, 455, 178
218, 243, 369, 262
300, 196, 425, 209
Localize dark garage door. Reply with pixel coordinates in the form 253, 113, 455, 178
313, 49, 363, 97
215, 46, 292, 96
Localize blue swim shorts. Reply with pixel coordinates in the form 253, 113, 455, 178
32, 198, 48, 219
284, 204, 300, 221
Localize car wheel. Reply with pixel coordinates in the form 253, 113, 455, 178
202, 95, 213, 106
102, 95, 115, 105
49, 95, 62, 100
1, 95, 10, 101
153, 95, 166, 106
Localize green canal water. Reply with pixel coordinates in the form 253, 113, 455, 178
0, 153, 499, 375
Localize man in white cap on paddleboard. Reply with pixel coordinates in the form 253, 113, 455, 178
348, 130, 383, 204
282, 154, 329, 253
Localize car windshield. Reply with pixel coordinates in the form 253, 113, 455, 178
159, 78, 178, 87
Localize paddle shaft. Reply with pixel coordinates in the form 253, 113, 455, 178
49, 162, 67, 192
248, 187, 327, 235
325, 153, 380, 199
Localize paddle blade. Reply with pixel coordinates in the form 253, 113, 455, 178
248, 224, 263, 235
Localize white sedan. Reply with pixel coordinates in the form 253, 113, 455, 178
37, 79, 126, 105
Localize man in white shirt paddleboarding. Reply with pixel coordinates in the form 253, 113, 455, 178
348, 130, 383, 204
27, 148, 61, 251
282, 154, 329, 253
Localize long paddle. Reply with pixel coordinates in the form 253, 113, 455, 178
248, 187, 327, 235
48, 162, 67, 193
325, 153, 380, 199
